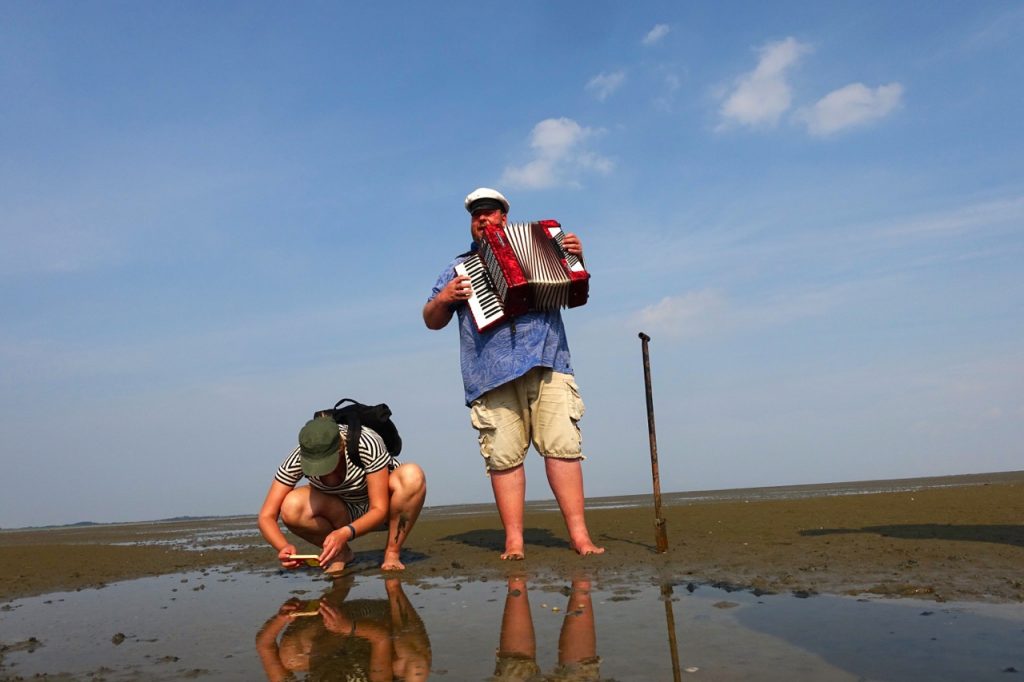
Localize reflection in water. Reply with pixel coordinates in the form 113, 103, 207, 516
494, 574, 601, 681
255, 577, 431, 681
660, 583, 682, 682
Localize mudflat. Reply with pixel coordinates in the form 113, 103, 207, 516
2, 471, 1021, 603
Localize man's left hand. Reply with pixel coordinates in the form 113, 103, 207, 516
562, 232, 583, 257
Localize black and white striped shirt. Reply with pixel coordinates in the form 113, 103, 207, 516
275, 424, 399, 509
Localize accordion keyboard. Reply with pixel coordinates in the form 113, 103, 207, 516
455, 254, 506, 332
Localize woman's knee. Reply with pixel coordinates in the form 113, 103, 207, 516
279, 487, 311, 526
392, 463, 426, 496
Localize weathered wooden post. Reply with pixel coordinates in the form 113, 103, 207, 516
639, 332, 669, 553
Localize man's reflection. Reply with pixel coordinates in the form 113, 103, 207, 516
255, 576, 431, 681
494, 573, 600, 681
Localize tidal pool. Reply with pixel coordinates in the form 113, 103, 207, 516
1, 566, 1021, 680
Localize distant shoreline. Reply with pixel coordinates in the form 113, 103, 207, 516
6, 469, 1020, 531
2, 470, 1022, 604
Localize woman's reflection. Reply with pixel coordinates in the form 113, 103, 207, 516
255, 576, 431, 681
494, 573, 601, 681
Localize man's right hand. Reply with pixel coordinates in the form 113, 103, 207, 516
424, 274, 471, 330
439, 274, 473, 305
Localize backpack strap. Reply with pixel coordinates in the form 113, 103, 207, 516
333, 398, 364, 468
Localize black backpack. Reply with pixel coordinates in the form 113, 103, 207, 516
314, 398, 402, 468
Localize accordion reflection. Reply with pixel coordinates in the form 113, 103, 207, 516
455, 219, 590, 332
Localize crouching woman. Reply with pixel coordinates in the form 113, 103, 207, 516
258, 416, 426, 573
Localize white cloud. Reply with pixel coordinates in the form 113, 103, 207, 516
501, 118, 613, 190
576, 151, 614, 174
653, 72, 683, 111
635, 289, 729, 339
718, 37, 812, 129
529, 118, 584, 156
643, 24, 670, 46
963, 4, 1024, 51
585, 70, 626, 101
797, 82, 903, 136
871, 195, 1024, 240
633, 286, 842, 340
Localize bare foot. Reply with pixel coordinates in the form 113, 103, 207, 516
501, 549, 525, 561
380, 550, 405, 571
570, 541, 605, 556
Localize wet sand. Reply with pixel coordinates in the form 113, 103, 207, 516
2, 471, 1021, 604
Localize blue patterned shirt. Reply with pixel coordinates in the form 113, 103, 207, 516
429, 243, 574, 405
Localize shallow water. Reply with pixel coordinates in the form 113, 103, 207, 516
1, 566, 1021, 681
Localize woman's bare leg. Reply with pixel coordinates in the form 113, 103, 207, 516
382, 463, 427, 570
279, 486, 354, 572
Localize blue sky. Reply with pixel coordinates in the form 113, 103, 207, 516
2, 2, 1022, 528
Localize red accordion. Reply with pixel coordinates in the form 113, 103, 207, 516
455, 220, 590, 332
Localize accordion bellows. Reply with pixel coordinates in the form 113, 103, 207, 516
455, 220, 590, 332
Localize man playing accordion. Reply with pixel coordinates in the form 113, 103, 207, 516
423, 187, 604, 560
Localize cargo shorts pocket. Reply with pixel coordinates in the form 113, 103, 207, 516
535, 373, 585, 457
563, 376, 585, 455
470, 395, 527, 471
566, 376, 585, 424
469, 399, 497, 459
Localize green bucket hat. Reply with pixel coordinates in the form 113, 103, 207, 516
298, 418, 341, 477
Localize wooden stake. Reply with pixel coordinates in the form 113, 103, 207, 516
639, 332, 669, 553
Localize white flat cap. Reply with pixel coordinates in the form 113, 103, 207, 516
464, 187, 510, 214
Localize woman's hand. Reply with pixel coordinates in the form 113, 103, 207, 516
277, 544, 302, 569
276, 597, 305, 617
318, 529, 349, 567
319, 601, 353, 634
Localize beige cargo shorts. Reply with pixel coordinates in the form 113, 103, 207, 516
469, 367, 585, 473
